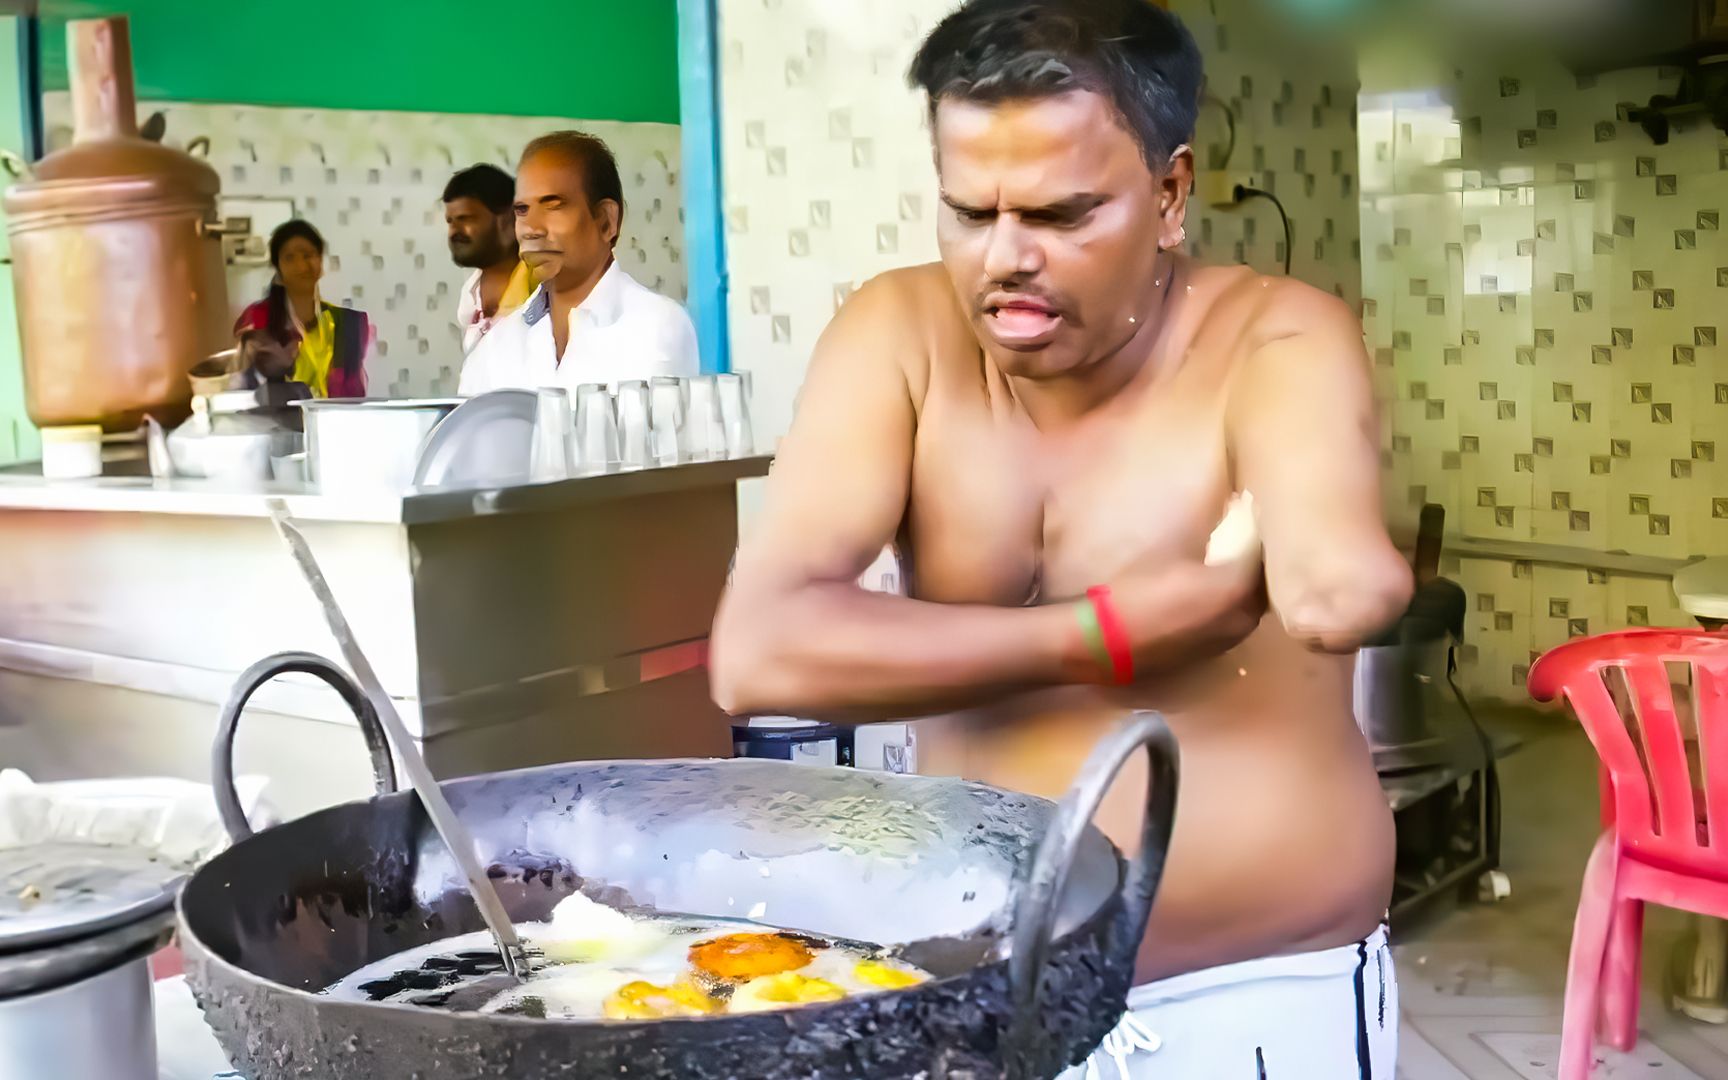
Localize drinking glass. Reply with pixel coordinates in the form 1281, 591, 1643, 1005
574, 383, 619, 472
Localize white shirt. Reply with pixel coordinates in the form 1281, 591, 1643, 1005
454, 262, 535, 354
455, 269, 492, 354
457, 262, 700, 395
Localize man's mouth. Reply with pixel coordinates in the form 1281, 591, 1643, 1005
982, 296, 1063, 346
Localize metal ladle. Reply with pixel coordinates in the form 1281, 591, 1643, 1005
264, 499, 528, 978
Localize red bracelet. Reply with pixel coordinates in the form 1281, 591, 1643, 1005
1086, 586, 1135, 686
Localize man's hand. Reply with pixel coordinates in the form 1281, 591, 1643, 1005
1088, 494, 1267, 682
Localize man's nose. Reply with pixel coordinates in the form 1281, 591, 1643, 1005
982, 218, 1043, 283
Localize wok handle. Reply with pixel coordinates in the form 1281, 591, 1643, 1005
212, 651, 399, 841
1006, 712, 1179, 1058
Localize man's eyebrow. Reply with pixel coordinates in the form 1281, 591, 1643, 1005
939, 191, 1109, 216
1016, 193, 1109, 216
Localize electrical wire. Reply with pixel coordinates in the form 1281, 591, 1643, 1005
1200, 93, 1237, 168
1233, 184, 1292, 275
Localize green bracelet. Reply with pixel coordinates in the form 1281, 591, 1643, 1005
1074, 600, 1113, 678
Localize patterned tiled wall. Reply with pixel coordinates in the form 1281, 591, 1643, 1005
719, 0, 1362, 447
1361, 57, 1726, 700
42, 94, 685, 398
1445, 554, 1694, 703
1176, 0, 1361, 307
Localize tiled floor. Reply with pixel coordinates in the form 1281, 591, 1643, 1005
1396, 709, 1728, 1079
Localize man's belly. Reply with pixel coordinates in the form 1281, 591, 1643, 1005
915, 621, 1394, 982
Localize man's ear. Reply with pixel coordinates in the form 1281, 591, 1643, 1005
600, 199, 623, 248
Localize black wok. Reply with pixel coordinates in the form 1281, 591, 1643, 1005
179, 652, 1177, 1079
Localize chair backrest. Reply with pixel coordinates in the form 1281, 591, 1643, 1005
1529, 629, 1728, 876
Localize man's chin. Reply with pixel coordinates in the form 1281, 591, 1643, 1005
522, 256, 562, 283
975, 330, 1080, 379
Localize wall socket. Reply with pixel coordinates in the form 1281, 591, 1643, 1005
1193, 171, 1258, 208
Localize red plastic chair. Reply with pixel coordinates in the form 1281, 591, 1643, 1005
1529, 629, 1728, 1079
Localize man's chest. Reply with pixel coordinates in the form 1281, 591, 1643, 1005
494, 321, 643, 382
902, 384, 1234, 605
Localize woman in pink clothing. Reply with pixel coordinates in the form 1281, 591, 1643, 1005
234, 220, 373, 398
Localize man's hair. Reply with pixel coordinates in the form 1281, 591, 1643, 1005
908, 0, 1203, 168
520, 131, 626, 219
442, 164, 515, 213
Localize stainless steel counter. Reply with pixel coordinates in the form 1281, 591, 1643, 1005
0, 459, 770, 819
0, 457, 768, 524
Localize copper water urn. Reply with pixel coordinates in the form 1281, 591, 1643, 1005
3, 16, 228, 431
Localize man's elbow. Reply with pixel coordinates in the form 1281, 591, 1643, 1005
709, 617, 762, 717
709, 603, 803, 717
1280, 561, 1414, 655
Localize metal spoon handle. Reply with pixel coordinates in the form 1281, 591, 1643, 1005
265, 499, 526, 977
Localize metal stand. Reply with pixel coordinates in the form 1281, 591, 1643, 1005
1380, 673, 1519, 923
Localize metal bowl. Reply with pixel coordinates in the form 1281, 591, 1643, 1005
179, 656, 1176, 1079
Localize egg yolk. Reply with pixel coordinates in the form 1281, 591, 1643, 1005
602, 978, 718, 1019
853, 959, 926, 990
688, 932, 814, 982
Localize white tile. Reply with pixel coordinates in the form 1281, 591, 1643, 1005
1399, 1020, 1473, 1080
1479, 1031, 1708, 1080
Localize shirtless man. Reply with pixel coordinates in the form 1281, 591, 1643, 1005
711, 0, 1413, 1074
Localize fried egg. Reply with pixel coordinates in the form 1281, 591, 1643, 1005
727, 971, 847, 1013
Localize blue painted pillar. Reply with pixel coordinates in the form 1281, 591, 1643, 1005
676, 0, 730, 374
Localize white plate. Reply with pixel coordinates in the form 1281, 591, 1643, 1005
411, 389, 538, 491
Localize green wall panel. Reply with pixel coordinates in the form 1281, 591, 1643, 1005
38, 0, 680, 124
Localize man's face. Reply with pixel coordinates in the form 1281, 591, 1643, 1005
445, 196, 513, 269
933, 91, 1187, 379
513, 151, 619, 290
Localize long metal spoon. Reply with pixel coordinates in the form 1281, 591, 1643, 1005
265, 499, 528, 978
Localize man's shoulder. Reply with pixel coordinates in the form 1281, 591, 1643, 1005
615, 268, 688, 312
832, 264, 959, 346
856, 263, 951, 310
1191, 263, 1359, 347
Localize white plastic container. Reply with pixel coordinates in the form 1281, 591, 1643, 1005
38, 424, 103, 479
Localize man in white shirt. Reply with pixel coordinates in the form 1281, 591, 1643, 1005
458, 131, 700, 395
446, 164, 535, 354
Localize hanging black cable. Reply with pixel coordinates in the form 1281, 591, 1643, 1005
1200, 93, 1236, 168
1233, 184, 1292, 275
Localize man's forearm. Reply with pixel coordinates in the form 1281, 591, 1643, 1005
710, 583, 1086, 722
710, 562, 1260, 722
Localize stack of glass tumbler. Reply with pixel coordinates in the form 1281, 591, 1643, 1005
530, 372, 755, 481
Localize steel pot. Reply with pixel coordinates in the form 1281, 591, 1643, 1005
0, 865, 176, 1080
0, 953, 160, 1080
180, 656, 1178, 1079
298, 398, 463, 495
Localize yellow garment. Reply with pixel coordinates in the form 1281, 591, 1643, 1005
499, 260, 535, 316
290, 306, 337, 397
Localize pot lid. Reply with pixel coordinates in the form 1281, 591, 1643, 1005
2, 17, 218, 219
0, 771, 256, 955
0, 840, 184, 954
2, 138, 220, 218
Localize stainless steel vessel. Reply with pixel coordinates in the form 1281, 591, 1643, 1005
298, 398, 462, 494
